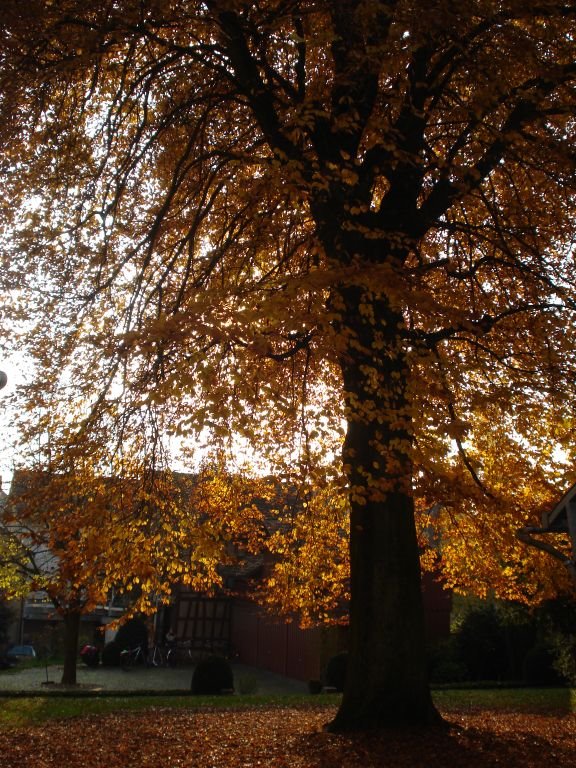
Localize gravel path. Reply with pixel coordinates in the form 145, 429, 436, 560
0, 662, 308, 695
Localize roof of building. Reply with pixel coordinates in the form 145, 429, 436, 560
542, 480, 576, 534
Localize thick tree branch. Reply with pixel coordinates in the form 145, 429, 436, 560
419, 64, 576, 230
517, 526, 576, 586
415, 300, 565, 350
211, 7, 303, 166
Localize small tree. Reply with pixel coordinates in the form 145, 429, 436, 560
1, 463, 264, 684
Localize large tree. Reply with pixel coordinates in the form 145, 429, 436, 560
2, 0, 576, 729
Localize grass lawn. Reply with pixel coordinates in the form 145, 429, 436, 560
434, 685, 576, 714
0, 692, 313, 727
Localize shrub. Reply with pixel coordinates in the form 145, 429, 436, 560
428, 638, 467, 684
450, 598, 576, 684
456, 603, 508, 681
237, 674, 259, 694
191, 655, 234, 695
101, 641, 122, 667
115, 617, 148, 653
308, 679, 322, 694
534, 597, 576, 685
523, 645, 563, 686
325, 651, 348, 692
536, 597, 576, 636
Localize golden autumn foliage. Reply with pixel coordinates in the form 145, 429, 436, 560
0, 533, 29, 600
0, 450, 268, 684
2, 0, 576, 729
260, 483, 350, 626
1, 461, 266, 610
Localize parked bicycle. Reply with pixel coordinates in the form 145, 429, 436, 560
165, 639, 233, 667
166, 640, 194, 668
148, 644, 165, 667
120, 644, 146, 670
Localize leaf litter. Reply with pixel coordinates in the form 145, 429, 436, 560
0, 705, 575, 768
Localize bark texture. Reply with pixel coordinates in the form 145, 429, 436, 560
329, 287, 440, 730
60, 611, 81, 686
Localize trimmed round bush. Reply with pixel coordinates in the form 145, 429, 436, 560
325, 651, 348, 692
101, 640, 122, 667
191, 655, 234, 695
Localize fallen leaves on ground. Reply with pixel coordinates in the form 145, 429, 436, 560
1, 705, 575, 768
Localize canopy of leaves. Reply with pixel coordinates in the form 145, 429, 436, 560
0, 462, 267, 620
1, 0, 576, 616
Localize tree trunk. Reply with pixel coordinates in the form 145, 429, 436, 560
328, 286, 441, 731
329, 479, 439, 730
61, 611, 81, 686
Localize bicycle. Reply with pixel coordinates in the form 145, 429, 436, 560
148, 644, 165, 667
166, 640, 194, 668
165, 644, 178, 668
120, 644, 146, 670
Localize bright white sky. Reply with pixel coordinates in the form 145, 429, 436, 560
0, 353, 271, 491
0, 355, 26, 495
